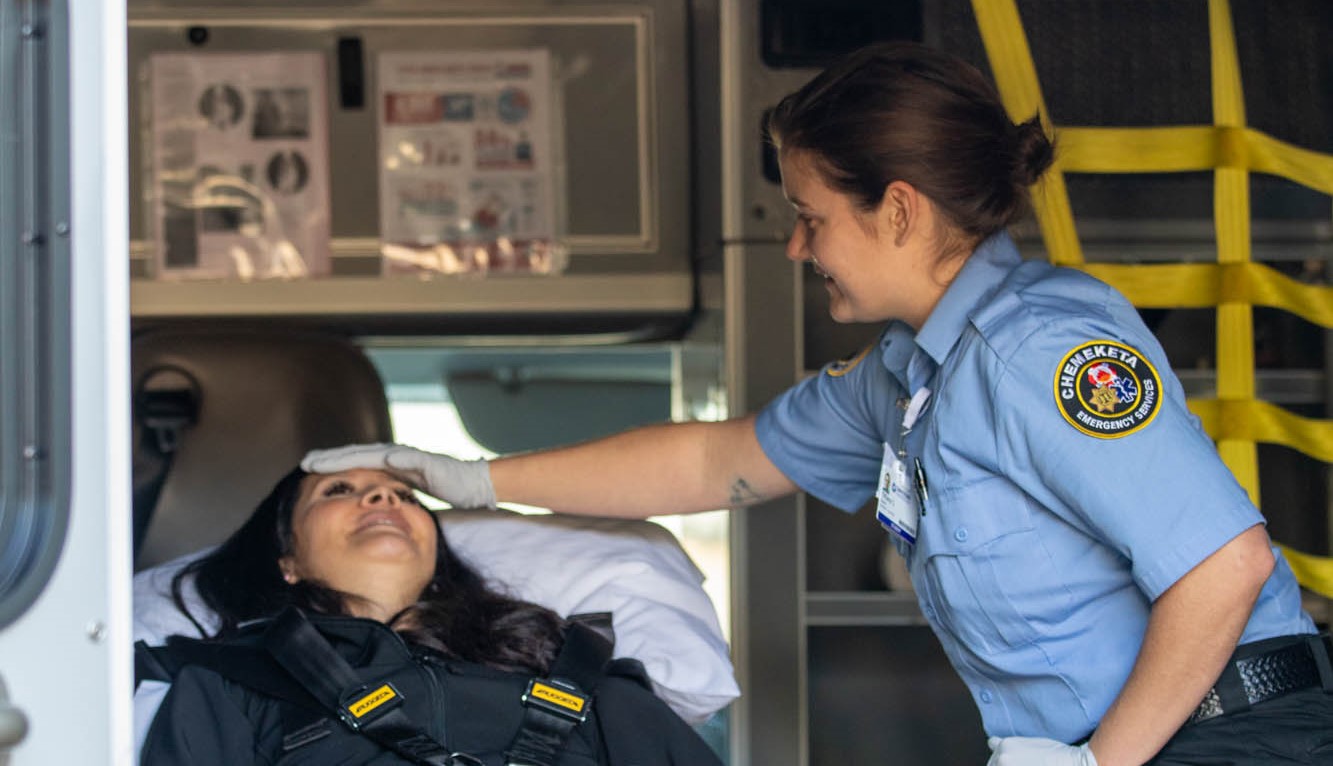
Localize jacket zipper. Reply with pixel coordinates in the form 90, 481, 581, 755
413, 651, 448, 745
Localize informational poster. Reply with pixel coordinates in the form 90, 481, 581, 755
377, 50, 564, 275
148, 52, 331, 280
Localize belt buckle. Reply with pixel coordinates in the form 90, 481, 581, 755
1188, 688, 1225, 724
521, 678, 590, 724
1190, 633, 1333, 725
337, 681, 404, 731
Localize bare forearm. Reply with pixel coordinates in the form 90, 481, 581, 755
1088, 524, 1274, 766
488, 415, 795, 518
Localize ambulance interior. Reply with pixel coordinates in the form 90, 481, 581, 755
0, 0, 1330, 764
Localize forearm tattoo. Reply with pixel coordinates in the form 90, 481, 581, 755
728, 477, 763, 507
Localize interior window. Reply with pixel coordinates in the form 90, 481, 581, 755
366, 344, 732, 639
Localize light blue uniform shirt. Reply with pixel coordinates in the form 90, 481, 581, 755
756, 233, 1314, 743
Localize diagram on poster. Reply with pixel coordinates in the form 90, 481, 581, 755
147, 52, 331, 280
378, 49, 564, 274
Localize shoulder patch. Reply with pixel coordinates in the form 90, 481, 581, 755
1053, 340, 1162, 438
826, 343, 873, 377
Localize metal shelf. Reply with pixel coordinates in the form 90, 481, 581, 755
1010, 218, 1333, 264
130, 272, 693, 319
804, 591, 928, 627
809, 590, 1331, 629
1177, 369, 1327, 405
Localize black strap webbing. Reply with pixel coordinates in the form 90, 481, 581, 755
504, 615, 614, 766
132, 374, 199, 556
139, 609, 619, 766
135, 640, 172, 690
262, 608, 457, 766
136, 636, 324, 717
550, 615, 614, 691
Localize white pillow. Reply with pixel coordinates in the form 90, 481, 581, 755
133, 509, 738, 752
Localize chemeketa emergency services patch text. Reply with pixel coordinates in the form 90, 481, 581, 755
1054, 340, 1162, 439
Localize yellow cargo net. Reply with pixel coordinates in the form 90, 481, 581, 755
972, 0, 1333, 597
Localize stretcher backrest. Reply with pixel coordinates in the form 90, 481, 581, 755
131, 327, 392, 571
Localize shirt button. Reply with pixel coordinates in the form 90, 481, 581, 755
953, 527, 969, 542
980, 689, 993, 704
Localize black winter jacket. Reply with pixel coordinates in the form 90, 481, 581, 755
140, 614, 722, 765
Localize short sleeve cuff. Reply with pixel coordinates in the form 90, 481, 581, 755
755, 404, 874, 513
1134, 505, 1265, 600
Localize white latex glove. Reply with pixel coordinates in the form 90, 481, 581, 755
987, 737, 1098, 766
301, 443, 497, 509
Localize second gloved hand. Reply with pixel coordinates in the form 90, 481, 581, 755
987, 737, 1097, 766
301, 443, 497, 509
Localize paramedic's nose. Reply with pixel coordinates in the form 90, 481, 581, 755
785, 220, 808, 263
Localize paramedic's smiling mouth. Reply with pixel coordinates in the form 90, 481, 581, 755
809, 254, 844, 302
809, 254, 832, 281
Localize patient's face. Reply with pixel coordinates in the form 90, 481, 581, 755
282, 469, 437, 598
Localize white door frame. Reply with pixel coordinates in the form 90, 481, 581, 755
0, 1, 131, 763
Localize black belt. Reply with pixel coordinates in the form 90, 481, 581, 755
1189, 632, 1333, 724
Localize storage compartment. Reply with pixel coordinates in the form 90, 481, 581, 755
808, 627, 988, 764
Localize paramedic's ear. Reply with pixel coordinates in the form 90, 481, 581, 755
303, 443, 496, 510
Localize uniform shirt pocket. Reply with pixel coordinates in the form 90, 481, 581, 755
915, 478, 1070, 655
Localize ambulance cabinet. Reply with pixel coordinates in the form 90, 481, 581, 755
126, 0, 695, 338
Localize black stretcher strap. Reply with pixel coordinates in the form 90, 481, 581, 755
136, 635, 325, 717
262, 608, 458, 766
137, 620, 456, 764
138, 608, 619, 766
505, 615, 613, 766
131, 376, 200, 556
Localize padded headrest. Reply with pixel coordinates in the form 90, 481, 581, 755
131, 328, 392, 570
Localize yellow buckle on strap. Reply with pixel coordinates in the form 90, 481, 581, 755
521, 678, 589, 723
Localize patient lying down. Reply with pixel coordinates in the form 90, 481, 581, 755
140, 467, 722, 765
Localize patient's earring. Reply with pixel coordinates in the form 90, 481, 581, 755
279, 556, 299, 585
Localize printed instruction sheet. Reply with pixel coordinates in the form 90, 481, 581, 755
377, 49, 562, 274
148, 52, 331, 280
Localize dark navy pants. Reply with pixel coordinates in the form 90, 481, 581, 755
1149, 688, 1333, 765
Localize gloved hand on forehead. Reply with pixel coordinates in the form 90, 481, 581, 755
987, 737, 1098, 766
301, 443, 497, 510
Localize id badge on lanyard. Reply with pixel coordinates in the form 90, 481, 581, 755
876, 388, 931, 546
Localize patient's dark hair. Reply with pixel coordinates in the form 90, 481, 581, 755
171, 467, 565, 675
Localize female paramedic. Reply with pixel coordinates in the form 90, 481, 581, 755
138, 467, 722, 765
307, 42, 1333, 766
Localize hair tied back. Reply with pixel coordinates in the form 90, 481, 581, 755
1012, 113, 1055, 188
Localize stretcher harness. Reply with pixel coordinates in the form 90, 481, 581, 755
136, 607, 616, 766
